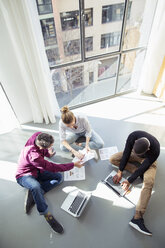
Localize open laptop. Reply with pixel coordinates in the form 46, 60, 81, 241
102, 170, 132, 197
61, 189, 92, 217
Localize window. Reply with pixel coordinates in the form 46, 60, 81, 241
35, 0, 158, 108
65, 66, 84, 89
60, 10, 79, 31
46, 48, 60, 66
85, 8, 93, 26
85, 37, 93, 51
60, 8, 93, 31
64, 37, 93, 56
102, 3, 124, 23
36, 0, 53, 15
101, 32, 121, 49
40, 18, 57, 46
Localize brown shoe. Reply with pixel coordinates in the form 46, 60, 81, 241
24, 189, 35, 214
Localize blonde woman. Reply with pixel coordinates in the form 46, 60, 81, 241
59, 106, 104, 159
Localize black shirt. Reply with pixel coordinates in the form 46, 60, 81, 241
119, 131, 160, 183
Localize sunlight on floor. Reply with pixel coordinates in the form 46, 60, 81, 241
0, 160, 17, 182
74, 92, 165, 127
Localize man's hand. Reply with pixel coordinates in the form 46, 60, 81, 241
121, 180, 130, 192
74, 161, 84, 168
48, 147, 56, 157
113, 170, 122, 184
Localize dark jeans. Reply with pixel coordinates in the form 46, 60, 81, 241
17, 171, 63, 215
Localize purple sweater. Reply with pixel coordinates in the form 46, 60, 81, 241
16, 132, 74, 179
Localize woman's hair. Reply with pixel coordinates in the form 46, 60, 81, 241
35, 133, 54, 149
61, 105, 74, 124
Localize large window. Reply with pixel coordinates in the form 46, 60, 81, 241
36, 0, 158, 108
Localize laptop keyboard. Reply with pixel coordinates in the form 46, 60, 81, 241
106, 176, 125, 195
69, 191, 86, 214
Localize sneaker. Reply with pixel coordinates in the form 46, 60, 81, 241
24, 189, 35, 214
129, 217, 152, 236
91, 150, 99, 161
44, 212, 64, 234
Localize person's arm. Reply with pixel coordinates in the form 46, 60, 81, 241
82, 117, 92, 152
85, 136, 90, 152
29, 151, 83, 172
113, 133, 135, 184
62, 140, 84, 160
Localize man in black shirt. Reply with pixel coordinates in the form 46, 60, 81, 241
110, 130, 160, 236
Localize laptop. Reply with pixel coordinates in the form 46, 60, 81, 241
61, 189, 92, 217
102, 170, 132, 197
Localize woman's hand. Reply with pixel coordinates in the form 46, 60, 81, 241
74, 150, 85, 160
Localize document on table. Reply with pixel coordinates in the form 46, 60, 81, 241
99, 146, 118, 160
72, 148, 95, 164
64, 166, 85, 181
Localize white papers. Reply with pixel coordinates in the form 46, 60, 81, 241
72, 148, 95, 164
99, 146, 118, 160
64, 166, 85, 181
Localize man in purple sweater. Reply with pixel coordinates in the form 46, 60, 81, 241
16, 132, 82, 234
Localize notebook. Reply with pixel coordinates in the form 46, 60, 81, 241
61, 189, 92, 217
102, 170, 132, 197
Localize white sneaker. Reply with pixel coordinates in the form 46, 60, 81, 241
91, 150, 99, 161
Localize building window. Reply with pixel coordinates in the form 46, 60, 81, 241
60, 10, 79, 31
60, 8, 93, 31
64, 39, 80, 56
36, 0, 53, 15
101, 32, 121, 48
89, 71, 94, 84
64, 37, 93, 56
65, 66, 83, 89
46, 48, 60, 66
102, 3, 124, 23
85, 8, 93, 26
85, 37, 93, 51
40, 18, 57, 46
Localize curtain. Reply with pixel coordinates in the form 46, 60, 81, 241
138, 0, 165, 94
153, 56, 165, 100
0, 0, 60, 124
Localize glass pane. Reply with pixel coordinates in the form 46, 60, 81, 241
36, 0, 53, 15
85, 0, 125, 57
51, 56, 118, 107
116, 49, 145, 94
37, 0, 81, 66
122, 0, 158, 50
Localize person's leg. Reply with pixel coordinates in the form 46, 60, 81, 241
129, 162, 157, 236
38, 171, 63, 193
81, 130, 104, 150
17, 175, 48, 214
109, 151, 139, 174
135, 162, 157, 217
60, 133, 83, 152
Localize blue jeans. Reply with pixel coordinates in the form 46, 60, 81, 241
17, 171, 63, 215
60, 130, 104, 152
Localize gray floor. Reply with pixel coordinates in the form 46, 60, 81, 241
0, 114, 165, 248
